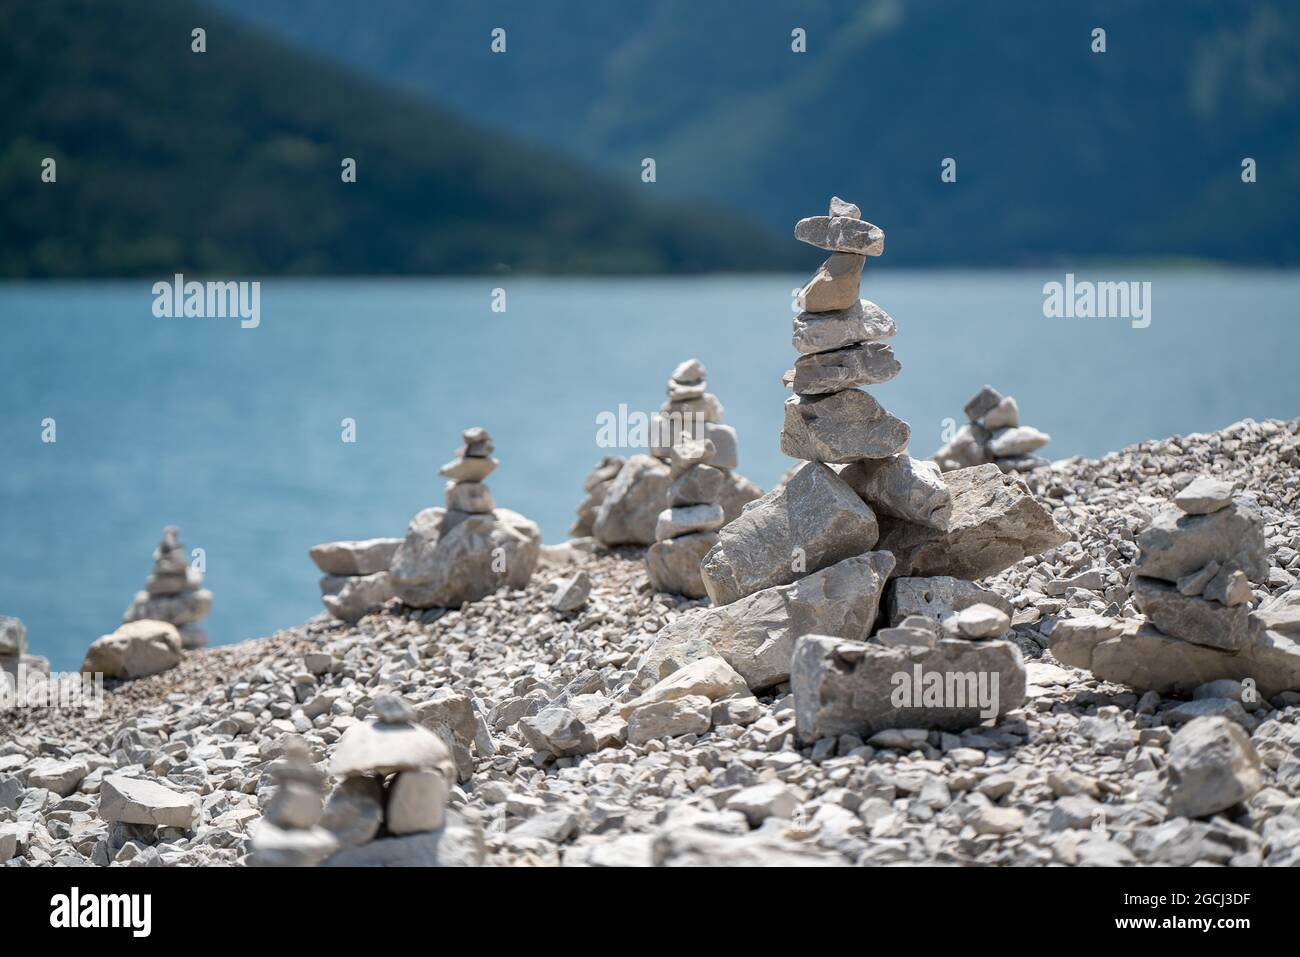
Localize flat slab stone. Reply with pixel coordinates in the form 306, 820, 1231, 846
308, 538, 402, 576
794, 215, 884, 255
876, 464, 1069, 579
785, 342, 900, 394
781, 389, 911, 464
99, 774, 200, 830
791, 634, 1026, 742
1175, 476, 1236, 515
792, 299, 896, 356
701, 462, 878, 605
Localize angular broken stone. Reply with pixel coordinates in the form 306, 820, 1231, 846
389, 506, 541, 608
1203, 566, 1252, 606
963, 386, 1004, 423
1174, 476, 1235, 515
794, 215, 884, 256
99, 775, 200, 830
550, 570, 592, 612
669, 464, 724, 506
519, 693, 627, 757
320, 776, 385, 848
320, 571, 394, 624
718, 471, 763, 524
655, 504, 724, 540
626, 695, 712, 745
885, 576, 1012, 628
792, 299, 896, 356
446, 480, 495, 514
659, 552, 895, 691
1049, 615, 1300, 699
1165, 716, 1263, 818
701, 462, 879, 606
1252, 588, 1300, 634
618, 656, 749, 716
951, 603, 1011, 639
785, 342, 900, 395
796, 252, 864, 313
876, 464, 1069, 580
646, 531, 717, 599
933, 423, 992, 471
701, 423, 738, 471
82, 620, 183, 680
385, 770, 449, 834
987, 426, 1051, 458
593, 454, 672, 546
839, 454, 952, 530
828, 196, 860, 219
780, 389, 911, 463
308, 538, 401, 576
983, 396, 1019, 430
1132, 576, 1251, 651
790, 634, 1026, 742
1136, 501, 1268, 584
329, 711, 456, 780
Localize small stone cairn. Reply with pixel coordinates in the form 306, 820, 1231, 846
390, 427, 541, 608
646, 437, 725, 598
934, 384, 1051, 473
250, 741, 338, 866
122, 526, 212, 649
316, 695, 481, 866
1050, 475, 1300, 698
580, 360, 763, 549
0, 615, 49, 686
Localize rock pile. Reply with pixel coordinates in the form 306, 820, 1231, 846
626, 199, 1066, 742
122, 526, 212, 650
390, 427, 541, 608
1051, 475, 1300, 696
317, 694, 481, 866
250, 741, 337, 866
585, 360, 761, 547
646, 437, 725, 597
309, 538, 400, 623
934, 385, 1051, 473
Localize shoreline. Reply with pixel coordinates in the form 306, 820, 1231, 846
2, 416, 1298, 866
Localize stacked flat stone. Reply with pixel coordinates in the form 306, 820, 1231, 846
390, 427, 541, 609
309, 538, 400, 624
650, 358, 762, 524
122, 526, 212, 649
934, 384, 1051, 473
780, 197, 909, 465
646, 437, 726, 598
318, 695, 481, 866
630, 199, 1067, 745
1051, 476, 1300, 698
250, 741, 338, 867
587, 361, 760, 547
1131, 477, 1265, 652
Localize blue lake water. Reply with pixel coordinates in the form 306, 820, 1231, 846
2, 271, 1297, 669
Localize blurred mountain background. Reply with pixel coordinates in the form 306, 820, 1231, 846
5, 0, 1300, 275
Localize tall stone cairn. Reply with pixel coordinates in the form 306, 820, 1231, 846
779, 197, 909, 464
645, 437, 725, 598
122, 525, 212, 650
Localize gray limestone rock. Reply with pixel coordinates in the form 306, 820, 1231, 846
780, 389, 911, 463
701, 462, 878, 605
